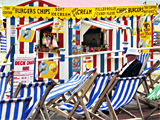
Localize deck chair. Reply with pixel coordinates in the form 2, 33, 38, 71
142, 60, 160, 90
13, 80, 56, 120
0, 96, 32, 120
0, 69, 14, 99
137, 52, 151, 75
143, 83, 160, 119
51, 70, 120, 120
91, 75, 146, 120
135, 60, 160, 119
45, 68, 96, 105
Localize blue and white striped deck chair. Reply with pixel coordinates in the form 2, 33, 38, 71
0, 97, 31, 120
92, 76, 145, 120
13, 80, 56, 120
0, 69, 14, 99
55, 70, 120, 120
0, 36, 6, 52
45, 68, 96, 105
137, 52, 151, 75
45, 74, 89, 105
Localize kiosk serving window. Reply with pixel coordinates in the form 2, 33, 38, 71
83, 28, 103, 47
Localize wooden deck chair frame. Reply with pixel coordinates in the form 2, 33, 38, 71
136, 60, 160, 119
48, 70, 120, 120
46, 73, 97, 119
137, 60, 160, 105
13, 80, 56, 120
46, 68, 96, 107
91, 75, 147, 120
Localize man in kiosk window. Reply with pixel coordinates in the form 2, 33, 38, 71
119, 48, 142, 77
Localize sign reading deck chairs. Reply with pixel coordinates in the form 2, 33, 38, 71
13, 53, 35, 93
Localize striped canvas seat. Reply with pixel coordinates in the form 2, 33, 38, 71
137, 52, 150, 64
0, 36, 6, 52
0, 97, 31, 120
13, 80, 55, 119
45, 74, 89, 103
99, 76, 144, 111
0, 70, 13, 99
58, 71, 119, 115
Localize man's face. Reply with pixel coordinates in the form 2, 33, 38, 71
126, 55, 136, 63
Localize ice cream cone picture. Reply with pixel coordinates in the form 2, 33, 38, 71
23, 30, 29, 38
40, 62, 46, 72
146, 38, 151, 47
39, 62, 48, 75
72, 37, 76, 45
85, 62, 91, 71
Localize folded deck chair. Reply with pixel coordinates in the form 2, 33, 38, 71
136, 60, 160, 100
142, 60, 160, 90
144, 83, 160, 119
52, 70, 120, 120
91, 75, 146, 120
13, 80, 56, 120
0, 69, 14, 99
0, 97, 32, 120
135, 60, 160, 119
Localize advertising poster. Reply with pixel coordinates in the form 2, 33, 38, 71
39, 60, 58, 79
13, 53, 35, 93
52, 18, 64, 33
18, 30, 35, 42
138, 21, 152, 53
82, 56, 93, 73
72, 45, 81, 72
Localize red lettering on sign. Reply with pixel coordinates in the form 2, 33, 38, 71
23, 66, 29, 71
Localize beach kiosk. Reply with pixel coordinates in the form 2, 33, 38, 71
2, 0, 157, 83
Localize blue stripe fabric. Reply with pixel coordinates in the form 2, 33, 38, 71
0, 97, 30, 120
58, 68, 96, 99
137, 52, 150, 70
142, 65, 160, 76
58, 71, 116, 114
18, 81, 51, 119
45, 74, 89, 102
137, 52, 149, 64
0, 71, 11, 99
0, 36, 6, 52
100, 76, 142, 110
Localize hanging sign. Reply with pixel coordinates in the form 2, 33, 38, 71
13, 53, 35, 93
52, 18, 64, 33
2, 5, 157, 19
138, 21, 152, 53
18, 29, 35, 42
39, 60, 58, 79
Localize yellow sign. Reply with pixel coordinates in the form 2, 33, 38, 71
18, 30, 35, 42
2, 5, 157, 19
52, 18, 64, 33
139, 21, 152, 53
39, 60, 58, 79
